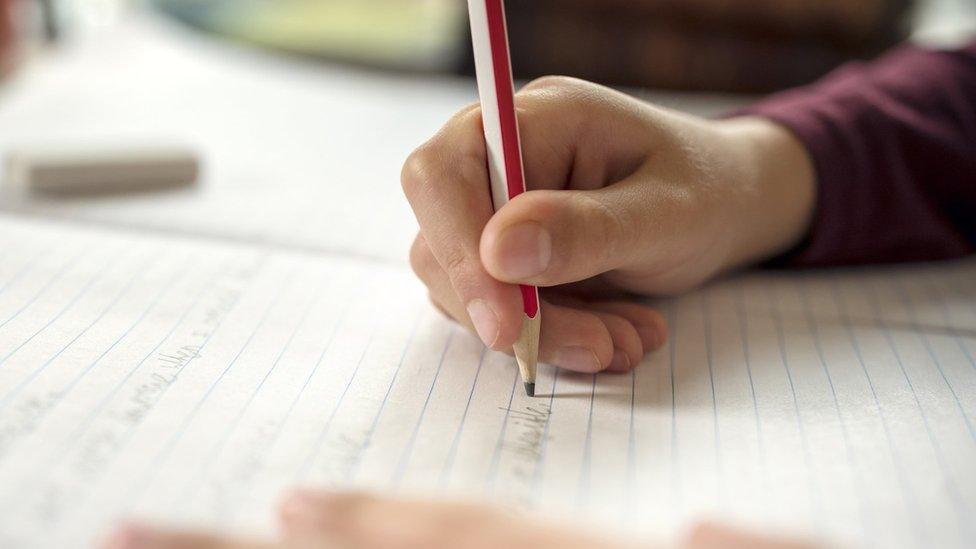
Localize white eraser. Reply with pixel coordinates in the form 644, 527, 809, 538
4, 143, 200, 195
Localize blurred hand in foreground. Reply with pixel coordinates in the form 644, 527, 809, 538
101, 490, 819, 549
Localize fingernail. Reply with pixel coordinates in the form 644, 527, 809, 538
496, 222, 552, 279
608, 350, 632, 372
100, 524, 151, 549
467, 299, 500, 347
555, 346, 602, 372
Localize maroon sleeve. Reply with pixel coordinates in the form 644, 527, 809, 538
739, 39, 976, 268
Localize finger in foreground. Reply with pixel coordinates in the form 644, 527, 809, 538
577, 301, 668, 352
101, 523, 276, 549
682, 522, 820, 549
278, 490, 635, 549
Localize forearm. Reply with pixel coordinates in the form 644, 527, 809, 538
716, 116, 817, 270
737, 40, 976, 267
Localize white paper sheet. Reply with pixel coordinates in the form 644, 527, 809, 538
0, 215, 973, 549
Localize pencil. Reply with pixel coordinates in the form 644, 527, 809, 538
467, 0, 541, 397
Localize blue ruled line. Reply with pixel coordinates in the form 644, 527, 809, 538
296, 327, 377, 482
391, 329, 456, 487
828, 279, 926, 545
764, 278, 820, 522
797, 275, 872, 548
891, 277, 976, 444
485, 366, 519, 492
734, 280, 767, 515
0, 246, 50, 302
0, 255, 259, 514
438, 346, 488, 489
528, 364, 559, 503
701, 288, 724, 508
0, 250, 152, 408
669, 301, 681, 510
863, 280, 972, 541
575, 374, 597, 511
345, 313, 423, 483
225, 294, 353, 522
122, 266, 294, 510
175, 275, 324, 508
0, 248, 86, 333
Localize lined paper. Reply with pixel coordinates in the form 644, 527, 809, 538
0, 216, 974, 549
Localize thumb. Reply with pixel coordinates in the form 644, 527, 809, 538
480, 182, 662, 287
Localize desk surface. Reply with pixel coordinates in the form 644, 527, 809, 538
0, 14, 751, 263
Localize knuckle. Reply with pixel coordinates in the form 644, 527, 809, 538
455, 103, 484, 127
519, 77, 603, 134
523, 75, 574, 92
521, 75, 592, 96
400, 145, 437, 198
577, 194, 634, 267
441, 247, 471, 276
523, 76, 596, 104
409, 236, 437, 281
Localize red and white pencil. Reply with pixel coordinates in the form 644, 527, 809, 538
467, 0, 541, 397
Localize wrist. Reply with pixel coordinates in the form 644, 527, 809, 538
717, 116, 816, 269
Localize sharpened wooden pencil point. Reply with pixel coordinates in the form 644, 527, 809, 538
514, 313, 541, 398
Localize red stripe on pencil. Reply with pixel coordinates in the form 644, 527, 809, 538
484, 0, 540, 320
469, 0, 541, 396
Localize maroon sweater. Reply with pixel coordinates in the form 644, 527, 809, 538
741, 39, 976, 267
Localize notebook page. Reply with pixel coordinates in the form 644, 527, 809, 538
0, 215, 973, 549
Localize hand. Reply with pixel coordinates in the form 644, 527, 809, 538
402, 77, 814, 373
100, 490, 820, 549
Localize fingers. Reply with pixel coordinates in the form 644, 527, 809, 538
101, 523, 274, 549
590, 311, 643, 373
402, 113, 525, 351
480, 175, 695, 288
683, 523, 820, 549
535, 302, 613, 373
278, 491, 504, 549
278, 490, 620, 549
584, 301, 668, 352
413, 234, 666, 373
411, 234, 478, 334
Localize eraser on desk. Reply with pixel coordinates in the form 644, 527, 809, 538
4, 143, 200, 195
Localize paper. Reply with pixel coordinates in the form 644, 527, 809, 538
0, 215, 973, 549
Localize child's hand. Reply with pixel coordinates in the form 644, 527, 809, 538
102, 490, 819, 549
402, 77, 814, 372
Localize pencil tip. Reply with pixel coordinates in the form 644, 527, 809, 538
524, 382, 536, 397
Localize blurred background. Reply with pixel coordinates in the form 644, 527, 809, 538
3, 0, 976, 92
0, 0, 974, 261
